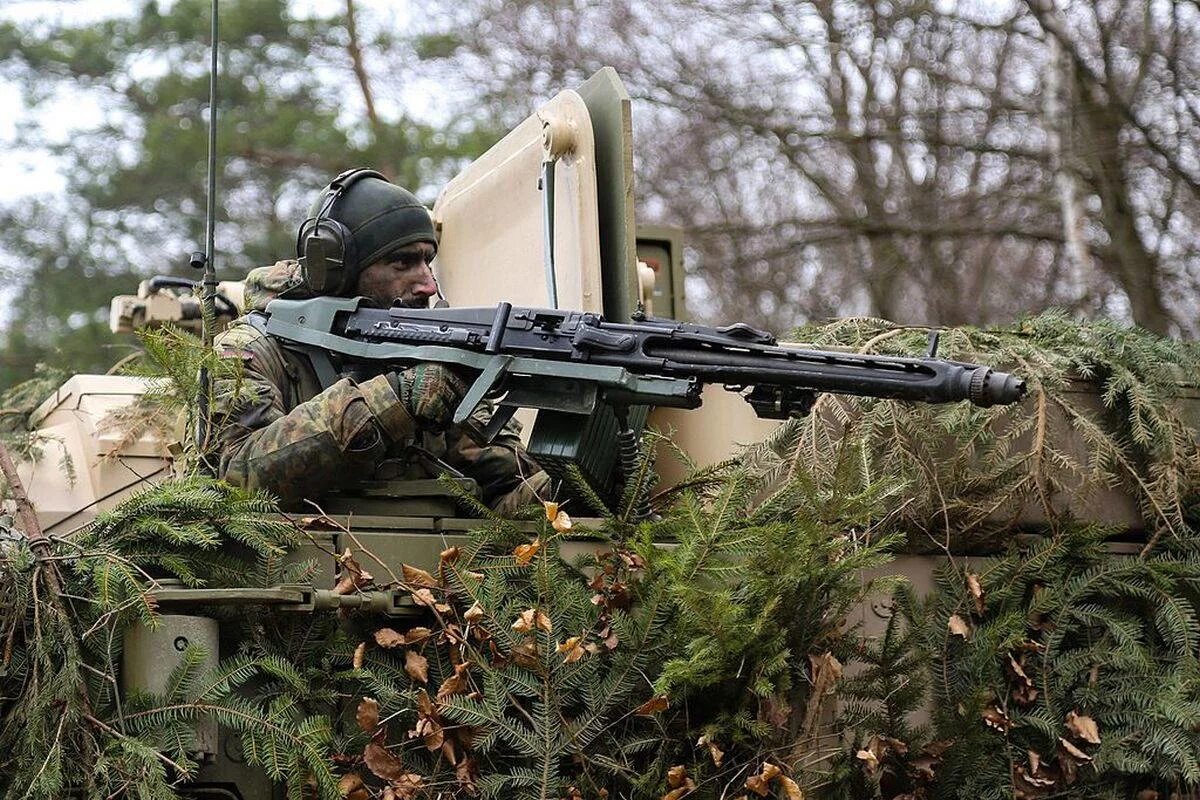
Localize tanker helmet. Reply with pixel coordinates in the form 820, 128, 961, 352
296, 168, 438, 296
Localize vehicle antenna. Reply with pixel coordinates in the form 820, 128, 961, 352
189, 0, 220, 471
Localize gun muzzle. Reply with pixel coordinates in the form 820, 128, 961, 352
963, 366, 1026, 407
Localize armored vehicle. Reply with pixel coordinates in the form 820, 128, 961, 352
15, 67, 1175, 799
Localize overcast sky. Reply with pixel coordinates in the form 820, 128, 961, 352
0, 0, 412, 201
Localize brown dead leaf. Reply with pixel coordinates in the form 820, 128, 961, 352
855, 749, 879, 775
437, 662, 471, 701
352, 642, 367, 670
696, 734, 724, 766
456, 754, 479, 793
416, 690, 434, 716
966, 572, 985, 614
355, 697, 380, 733
374, 628, 406, 648
364, 741, 406, 781
1066, 710, 1101, 744
414, 714, 444, 752
948, 614, 972, 639
551, 510, 573, 532
512, 608, 552, 634
635, 695, 669, 715
544, 501, 560, 522
1057, 737, 1093, 785
982, 704, 1012, 732
910, 756, 939, 781
556, 636, 585, 664
759, 763, 781, 782
338, 772, 367, 800
405, 650, 429, 683
662, 767, 697, 800
514, 538, 542, 566
404, 627, 433, 643
410, 587, 438, 607
439, 546, 460, 565
744, 775, 770, 797
1013, 681, 1040, 707
334, 549, 373, 595
1135, 791, 1160, 800
1058, 737, 1092, 762
464, 602, 485, 623
403, 563, 439, 588
661, 788, 693, 800
390, 773, 424, 800
511, 640, 539, 669
779, 776, 804, 800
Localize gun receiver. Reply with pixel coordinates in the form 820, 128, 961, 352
264, 297, 1026, 423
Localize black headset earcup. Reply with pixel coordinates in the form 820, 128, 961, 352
299, 217, 355, 294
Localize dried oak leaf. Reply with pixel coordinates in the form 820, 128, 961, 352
635, 695, 669, 715
551, 510, 573, 532
696, 734, 724, 766
439, 546, 460, 565
966, 572, 985, 614
512, 608, 552, 634
543, 501, 560, 521
779, 776, 804, 800
1057, 737, 1093, 785
410, 587, 438, 607
405, 650, 429, 683
402, 563, 439, 588
374, 628, 406, 648
464, 602, 485, 623
744, 775, 771, 797
414, 713, 444, 752
1065, 710, 1101, 744
662, 766, 696, 800
661, 788, 694, 800
338, 772, 367, 800
352, 642, 367, 670
948, 614, 972, 639
514, 538, 542, 566
456, 754, 479, 793
364, 741, 406, 781
355, 697, 380, 733
556, 636, 585, 664
855, 748, 879, 775
390, 773, 425, 800
334, 549, 374, 595
511, 640, 540, 669
982, 704, 1012, 732
759, 763, 781, 782
437, 662, 471, 701
404, 626, 433, 643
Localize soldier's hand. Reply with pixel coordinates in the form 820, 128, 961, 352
388, 364, 469, 431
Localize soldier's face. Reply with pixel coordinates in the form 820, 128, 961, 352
356, 242, 438, 308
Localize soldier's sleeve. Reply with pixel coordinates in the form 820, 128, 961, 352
440, 404, 548, 509
210, 322, 417, 506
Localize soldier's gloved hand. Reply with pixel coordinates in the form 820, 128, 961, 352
387, 364, 470, 431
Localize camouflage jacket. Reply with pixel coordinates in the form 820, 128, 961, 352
210, 260, 545, 511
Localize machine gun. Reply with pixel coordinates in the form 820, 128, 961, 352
263, 296, 1026, 501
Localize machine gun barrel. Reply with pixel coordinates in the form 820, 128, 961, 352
263, 298, 1026, 422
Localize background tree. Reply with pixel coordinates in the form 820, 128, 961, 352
2, 0, 1199, 388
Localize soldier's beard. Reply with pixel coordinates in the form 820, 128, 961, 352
392, 295, 431, 309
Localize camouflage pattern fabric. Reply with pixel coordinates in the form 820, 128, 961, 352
210, 261, 547, 510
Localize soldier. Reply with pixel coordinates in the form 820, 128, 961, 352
210, 168, 547, 512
